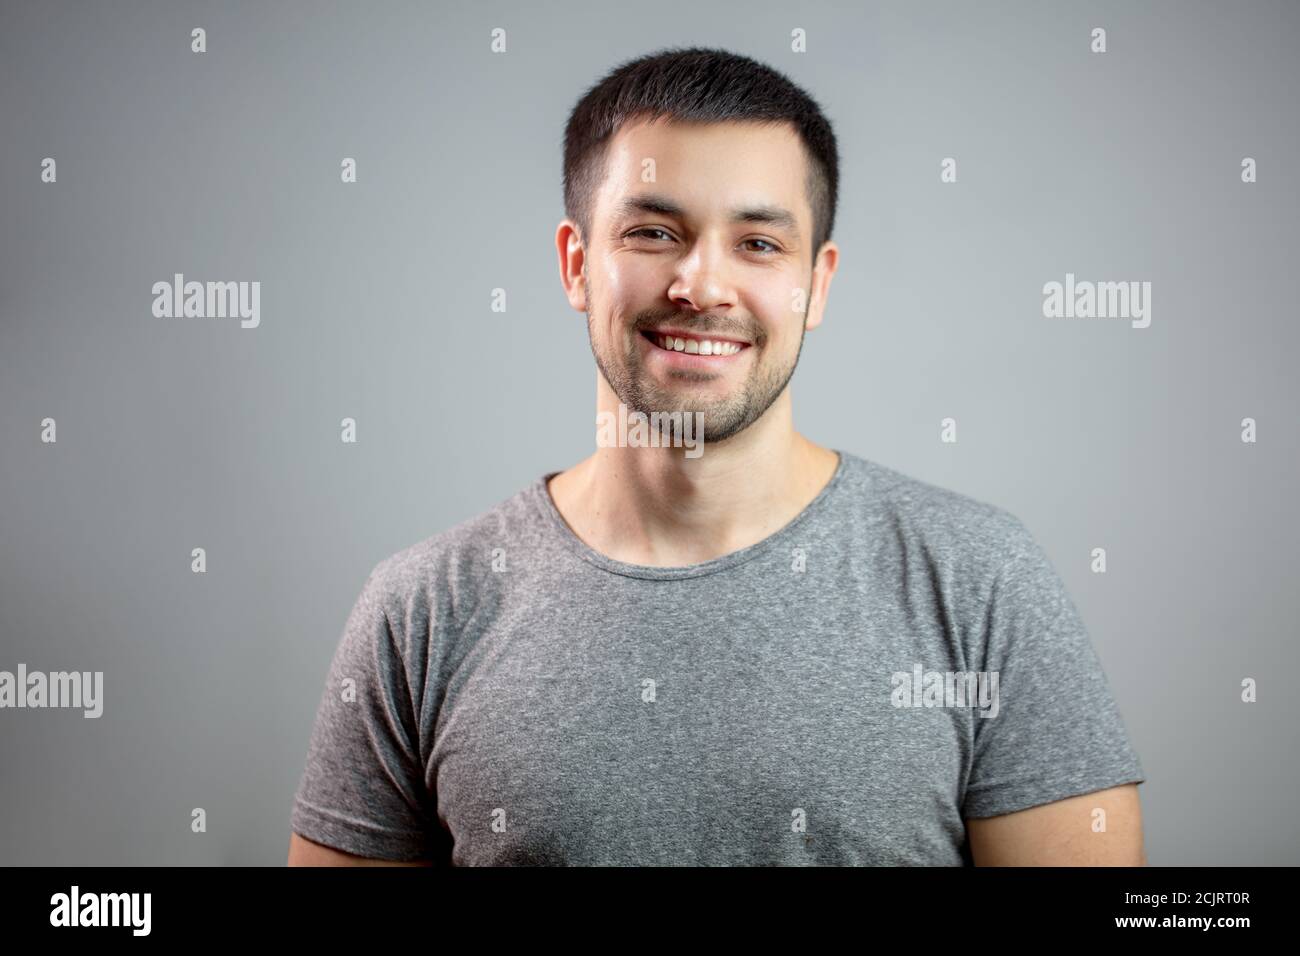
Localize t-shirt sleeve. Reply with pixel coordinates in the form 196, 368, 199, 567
290, 565, 438, 861
961, 517, 1145, 819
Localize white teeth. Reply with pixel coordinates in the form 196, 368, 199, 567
654, 334, 742, 355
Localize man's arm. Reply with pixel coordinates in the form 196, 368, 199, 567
286, 832, 433, 867
965, 783, 1146, 866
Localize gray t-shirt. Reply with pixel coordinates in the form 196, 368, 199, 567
290, 450, 1144, 865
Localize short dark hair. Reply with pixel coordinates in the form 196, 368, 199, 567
563, 46, 840, 257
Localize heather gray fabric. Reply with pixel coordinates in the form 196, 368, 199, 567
290, 450, 1144, 865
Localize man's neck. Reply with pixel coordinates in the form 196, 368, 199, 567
546, 392, 840, 568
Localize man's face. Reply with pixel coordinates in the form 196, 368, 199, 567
578, 118, 825, 444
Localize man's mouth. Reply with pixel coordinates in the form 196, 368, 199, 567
640, 329, 750, 357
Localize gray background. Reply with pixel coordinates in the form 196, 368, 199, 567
2, 0, 1296, 865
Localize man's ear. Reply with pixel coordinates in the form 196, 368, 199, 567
802, 240, 839, 332
556, 220, 588, 312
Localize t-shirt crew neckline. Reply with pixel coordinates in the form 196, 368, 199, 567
530, 449, 849, 581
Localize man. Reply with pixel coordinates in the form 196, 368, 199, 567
288, 47, 1145, 866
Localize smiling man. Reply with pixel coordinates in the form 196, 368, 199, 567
288, 47, 1146, 867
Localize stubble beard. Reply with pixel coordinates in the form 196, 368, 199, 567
587, 308, 807, 446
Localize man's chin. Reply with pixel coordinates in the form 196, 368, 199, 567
633, 369, 745, 403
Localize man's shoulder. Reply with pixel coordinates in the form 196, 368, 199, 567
838, 451, 1039, 568
357, 476, 545, 611
839, 452, 1069, 632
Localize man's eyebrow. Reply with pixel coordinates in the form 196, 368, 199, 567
615, 194, 801, 239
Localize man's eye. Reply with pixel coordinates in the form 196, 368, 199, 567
628, 228, 673, 242
628, 229, 780, 256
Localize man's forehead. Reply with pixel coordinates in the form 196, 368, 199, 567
611, 114, 800, 146
599, 117, 811, 230
605, 116, 806, 173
